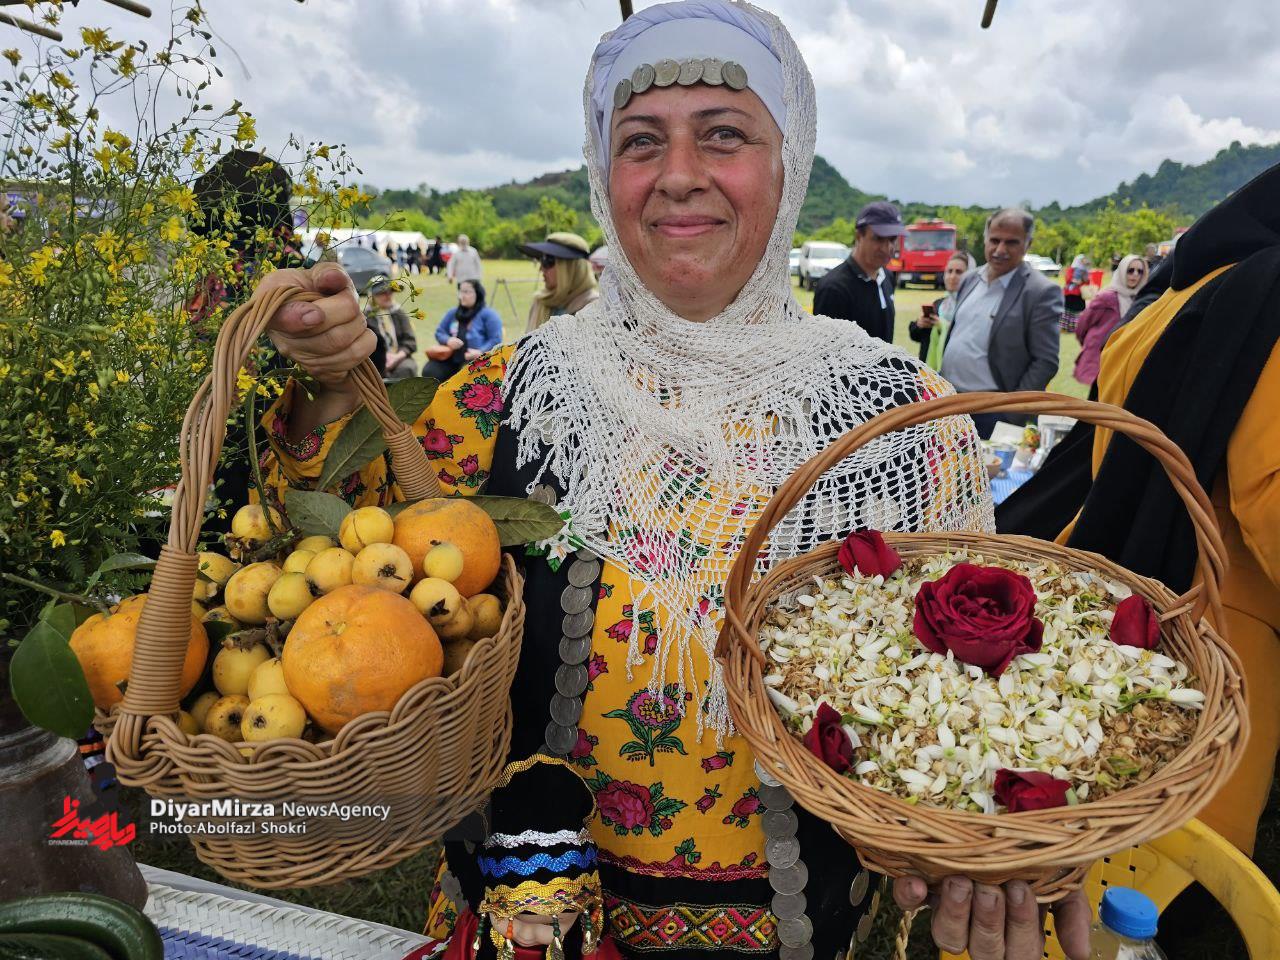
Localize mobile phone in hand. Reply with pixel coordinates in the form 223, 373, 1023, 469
921, 304, 937, 319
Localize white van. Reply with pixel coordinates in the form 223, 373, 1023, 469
797, 240, 850, 291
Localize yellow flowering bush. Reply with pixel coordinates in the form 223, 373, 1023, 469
1, 3, 361, 732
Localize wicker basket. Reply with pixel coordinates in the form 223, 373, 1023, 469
103, 280, 526, 888
716, 391, 1248, 901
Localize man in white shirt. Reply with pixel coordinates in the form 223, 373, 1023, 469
940, 208, 1063, 437
446, 234, 484, 285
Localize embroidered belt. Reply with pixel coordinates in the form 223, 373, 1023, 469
605, 894, 777, 953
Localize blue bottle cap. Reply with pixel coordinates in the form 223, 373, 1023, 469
1100, 887, 1159, 940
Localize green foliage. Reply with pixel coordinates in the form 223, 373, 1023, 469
796, 155, 881, 234
1075, 140, 1280, 218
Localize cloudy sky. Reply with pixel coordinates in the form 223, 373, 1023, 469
56, 0, 1280, 207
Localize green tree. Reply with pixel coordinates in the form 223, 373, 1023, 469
439, 192, 500, 251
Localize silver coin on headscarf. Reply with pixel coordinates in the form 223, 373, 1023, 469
653, 58, 680, 86
631, 62, 655, 94
723, 60, 748, 90
677, 58, 703, 85
702, 57, 724, 85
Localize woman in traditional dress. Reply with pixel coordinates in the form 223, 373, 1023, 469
258, 2, 1090, 957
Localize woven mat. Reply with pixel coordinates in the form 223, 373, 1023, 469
141, 865, 433, 960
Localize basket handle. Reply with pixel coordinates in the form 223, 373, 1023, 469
118, 272, 440, 720
715, 391, 1227, 660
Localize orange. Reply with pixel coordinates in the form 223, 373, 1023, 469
392, 498, 501, 597
69, 595, 209, 709
281, 584, 442, 734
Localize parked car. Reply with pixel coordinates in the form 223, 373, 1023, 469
789, 247, 801, 276
1025, 253, 1062, 277
797, 240, 849, 290
332, 245, 395, 293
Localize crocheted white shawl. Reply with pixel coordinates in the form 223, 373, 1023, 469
506, 1, 993, 740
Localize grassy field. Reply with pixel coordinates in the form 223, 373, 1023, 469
396, 258, 1089, 400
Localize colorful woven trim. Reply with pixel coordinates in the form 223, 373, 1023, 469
485, 827, 592, 850
478, 847, 598, 879
605, 895, 777, 952
480, 872, 602, 918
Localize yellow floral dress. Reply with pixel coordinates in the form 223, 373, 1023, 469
260, 346, 962, 952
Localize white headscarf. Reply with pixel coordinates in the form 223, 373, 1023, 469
506, 0, 992, 740
1109, 254, 1147, 317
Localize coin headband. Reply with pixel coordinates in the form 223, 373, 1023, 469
613, 57, 749, 111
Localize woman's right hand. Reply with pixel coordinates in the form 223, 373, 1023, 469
447, 336, 465, 350
262, 263, 377, 389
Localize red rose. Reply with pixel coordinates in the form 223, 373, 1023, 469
421, 427, 455, 455
459, 454, 480, 476
595, 780, 653, 830
993, 769, 1071, 813
913, 563, 1043, 677
802, 702, 853, 773
460, 381, 502, 414
695, 792, 718, 814
838, 530, 903, 578
701, 752, 732, 772
731, 794, 762, 819
1111, 595, 1160, 650
586, 654, 608, 682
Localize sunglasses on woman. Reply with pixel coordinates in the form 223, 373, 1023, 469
539, 254, 558, 270
1126, 265, 1145, 275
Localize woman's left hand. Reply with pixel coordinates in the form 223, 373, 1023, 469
892, 877, 1091, 960
464, 348, 480, 361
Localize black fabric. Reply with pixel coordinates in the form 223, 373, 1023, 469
1002, 160, 1280, 593
995, 385, 1098, 539
813, 257, 896, 343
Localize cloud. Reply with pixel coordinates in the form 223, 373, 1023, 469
46, 0, 1280, 208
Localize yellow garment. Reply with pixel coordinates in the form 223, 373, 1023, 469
262, 348, 783, 951
1061, 266, 1280, 855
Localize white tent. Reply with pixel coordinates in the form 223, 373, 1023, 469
297, 227, 433, 259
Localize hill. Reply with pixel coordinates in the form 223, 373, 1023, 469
1052, 140, 1280, 219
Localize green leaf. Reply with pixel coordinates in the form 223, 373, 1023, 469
386, 500, 413, 519
40, 603, 80, 641
468, 495, 566, 547
316, 377, 439, 491
87, 551, 156, 588
10, 620, 95, 739
203, 619, 236, 644
284, 488, 352, 538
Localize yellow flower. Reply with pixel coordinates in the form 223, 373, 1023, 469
50, 70, 74, 90
234, 113, 257, 144
102, 129, 132, 151
134, 422, 152, 432
25, 246, 60, 286
117, 46, 136, 77
48, 132, 70, 151
161, 186, 196, 215
50, 530, 66, 548
93, 228, 122, 258
87, 382, 100, 400
0, 261, 13, 287
314, 144, 331, 160
50, 356, 76, 378
160, 215, 183, 243
80, 26, 120, 54
3, 49, 20, 66
68, 470, 89, 493
92, 143, 114, 172
115, 370, 129, 384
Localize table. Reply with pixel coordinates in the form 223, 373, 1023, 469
990, 467, 1035, 506
140, 864, 433, 960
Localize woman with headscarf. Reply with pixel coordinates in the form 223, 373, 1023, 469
424, 278, 504, 382
1071, 253, 1147, 386
520, 232, 601, 332
908, 250, 973, 368
258, 3, 1089, 957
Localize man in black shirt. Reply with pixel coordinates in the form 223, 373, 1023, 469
812, 201, 904, 343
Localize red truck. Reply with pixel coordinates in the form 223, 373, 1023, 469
888, 219, 957, 289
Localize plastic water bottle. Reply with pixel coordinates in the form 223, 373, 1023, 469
1090, 887, 1167, 960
